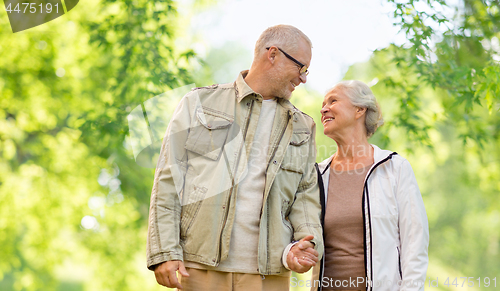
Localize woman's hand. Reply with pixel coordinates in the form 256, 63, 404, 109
286, 235, 319, 273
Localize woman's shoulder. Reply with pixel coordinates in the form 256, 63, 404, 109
372, 144, 413, 170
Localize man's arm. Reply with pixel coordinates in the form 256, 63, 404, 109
284, 236, 319, 273
286, 122, 324, 272
147, 93, 194, 288
153, 260, 189, 289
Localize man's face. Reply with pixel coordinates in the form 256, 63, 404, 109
268, 40, 312, 100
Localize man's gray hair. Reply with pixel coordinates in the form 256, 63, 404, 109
254, 24, 312, 58
331, 80, 384, 138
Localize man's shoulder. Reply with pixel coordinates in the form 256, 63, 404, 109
190, 82, 234, 93
183, 82, 235, 105
183, 82, 237, 116
290, 105, 315, 127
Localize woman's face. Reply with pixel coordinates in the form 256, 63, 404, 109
320, 87, 359, 138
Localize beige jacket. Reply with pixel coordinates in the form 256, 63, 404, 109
147, 71, 324, 275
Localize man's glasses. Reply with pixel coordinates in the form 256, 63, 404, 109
266, 46, 309, 76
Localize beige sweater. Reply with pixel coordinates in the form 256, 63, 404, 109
323, 164, 372, 290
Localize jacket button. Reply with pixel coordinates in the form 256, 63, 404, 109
247, 102, 250, 106
273, 160, 277, 164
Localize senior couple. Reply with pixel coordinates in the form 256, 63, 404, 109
146, 25, 429, 291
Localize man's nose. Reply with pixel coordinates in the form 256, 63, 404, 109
299, 74, 307, 84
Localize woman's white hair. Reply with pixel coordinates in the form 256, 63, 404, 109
254, 24, 312, 57
331, 80, 384, 138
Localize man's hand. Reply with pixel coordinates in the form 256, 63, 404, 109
286, 235, 319, 273
154, 260, 190, 289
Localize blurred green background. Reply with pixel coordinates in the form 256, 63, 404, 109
1, 0, 499, 290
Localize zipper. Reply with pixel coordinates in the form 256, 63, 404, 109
263, 109, 291, 273
215, 98, 255, 265
397, 246, 402, 279
266, 110, 292, 172
362, 152, 398, 291
266, 199, 270, 273
362, 183, 372, 291
316, 163, 326, 291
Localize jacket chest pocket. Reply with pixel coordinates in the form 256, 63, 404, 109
280, 131, 310, 174
185, 108, 233, 161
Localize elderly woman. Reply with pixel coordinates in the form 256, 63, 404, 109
312, 80, 429, 291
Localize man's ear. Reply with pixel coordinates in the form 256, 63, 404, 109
267, 47, 277, 64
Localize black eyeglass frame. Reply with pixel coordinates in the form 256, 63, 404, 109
266, 46, 309, 76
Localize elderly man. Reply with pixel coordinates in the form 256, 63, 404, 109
147, 24, 323, 291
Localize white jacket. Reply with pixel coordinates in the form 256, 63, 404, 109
314, 144, 429, 291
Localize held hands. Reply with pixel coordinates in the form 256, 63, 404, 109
286, 235, 319, 273
154, 260, 190, 289
154, 238, 318, 287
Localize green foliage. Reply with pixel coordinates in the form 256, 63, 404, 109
0, 0, 194, 290
1, 0, 499, 290
386, 0, 500, 147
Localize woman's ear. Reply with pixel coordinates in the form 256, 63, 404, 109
355, 107, 367, 119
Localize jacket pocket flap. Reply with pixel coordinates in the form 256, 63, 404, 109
290, 131, 310, 146
196, 108, 232, 130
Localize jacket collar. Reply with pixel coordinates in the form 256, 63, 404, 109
317, 144, 394, 176
234, 70, 296, 112
372, 144, 396, 164
317, 156, 333, 175
235, 70, 256, 103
